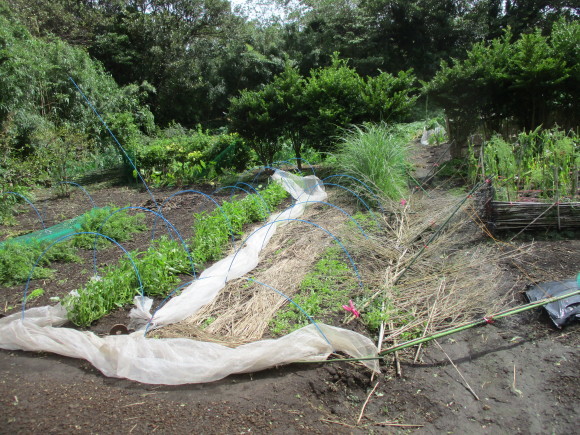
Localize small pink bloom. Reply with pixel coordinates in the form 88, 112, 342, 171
400, 199, 407, 206
342, 300, 360, 318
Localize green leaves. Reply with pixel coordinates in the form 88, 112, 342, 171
190, 182, 287, 265
427, 20, 579, 151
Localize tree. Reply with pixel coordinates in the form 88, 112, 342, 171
426, 20, 579, 157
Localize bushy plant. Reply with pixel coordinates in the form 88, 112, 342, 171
471, 127, 579, 201
0, 239, 80, 286
333, 122, 418, 200
427, 20, 579, 156
73, 207, 147, 249
132, 130, 254, 186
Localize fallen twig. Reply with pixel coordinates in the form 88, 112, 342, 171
357, 382, 380, 425
375, 421, 424, 428
435, 340, 479, 401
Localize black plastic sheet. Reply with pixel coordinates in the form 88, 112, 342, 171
526, 279, 580, 328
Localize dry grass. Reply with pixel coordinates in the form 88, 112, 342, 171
156, 184, 531, 354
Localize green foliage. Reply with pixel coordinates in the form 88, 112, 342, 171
427, 21, 579, 153
0, 185, 33, 225
73, 207, 147, 249
65, 236, 193, 327
0, 7, 154, 188
229, 56, 417, 162
190, 182, 287, 265
471, 127, 579, 201
333, 122, 419, 200
0, 239, 80, 286
269, 247, 358, 336
133, 131, 254, 186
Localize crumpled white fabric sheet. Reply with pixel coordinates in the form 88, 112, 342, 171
0, 170, 379, 384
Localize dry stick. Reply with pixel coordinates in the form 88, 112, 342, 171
320, 418, 359, 428
434, 340, 480, 401
512, 364, 522, 396
413, 278, 446, 363
357, 382, 380, 425
376, 421, 425, 428
389, 319, 402, 377
554, 166, 561, 231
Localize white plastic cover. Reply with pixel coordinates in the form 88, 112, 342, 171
0, 170, 379, 384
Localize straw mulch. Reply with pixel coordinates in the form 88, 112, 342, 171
155, 201, 348, 344
155, 186, 530, 351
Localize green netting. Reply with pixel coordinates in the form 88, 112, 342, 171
1, 217, 83, 247
0, 207, 112, 247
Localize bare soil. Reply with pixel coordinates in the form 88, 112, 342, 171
1, 160, 578, 434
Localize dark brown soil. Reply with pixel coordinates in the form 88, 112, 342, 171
1, 168, 579, 433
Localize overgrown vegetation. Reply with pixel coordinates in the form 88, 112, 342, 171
470, 127, 579, 201
427, 20, 579, 156
132, 131, 254, 186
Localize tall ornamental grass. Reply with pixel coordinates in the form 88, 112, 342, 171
334, 123, 417, 200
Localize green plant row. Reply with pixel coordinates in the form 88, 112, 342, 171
0, 207, 147, 286
64, 237, 193, 327
469, 127, 579, 201
190, 182, 288, 265
64, 182, 288, 326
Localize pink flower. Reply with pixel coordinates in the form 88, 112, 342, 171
400, 198, 407, 206
343, 300, 360, 318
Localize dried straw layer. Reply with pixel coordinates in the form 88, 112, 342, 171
155, 186, 530, 354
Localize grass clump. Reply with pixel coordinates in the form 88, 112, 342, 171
0, 239, 80, 286
269, 247, 358, 336
333, 122, 418, 200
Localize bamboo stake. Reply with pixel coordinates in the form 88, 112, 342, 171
300, 289, 580, 365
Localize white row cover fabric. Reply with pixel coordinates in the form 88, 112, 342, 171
0, 170, 379, 384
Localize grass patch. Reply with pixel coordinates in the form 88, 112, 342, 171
73, 206, 148, 249
333, 122, 420, 200
0, 239, 81, 286
269, 247, 359, 336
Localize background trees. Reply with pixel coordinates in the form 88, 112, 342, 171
0, 0, 578, 176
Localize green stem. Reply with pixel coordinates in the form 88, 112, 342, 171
299, 289, 579, 365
